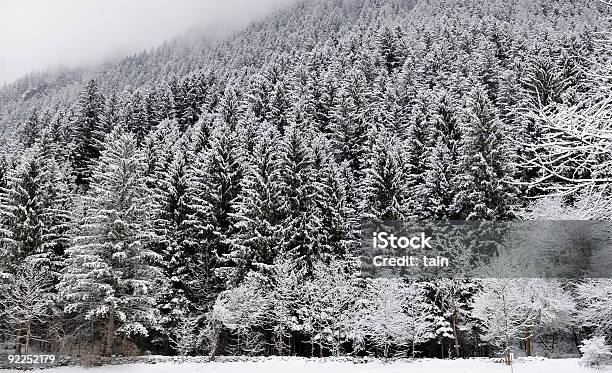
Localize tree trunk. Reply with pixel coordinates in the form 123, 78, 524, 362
15, 329, 22, 354
450, 290, 461, 358
208, 324, 220, 362
524, 330, 532, 356
105, 307, 115, 357
25, 320, 32, 354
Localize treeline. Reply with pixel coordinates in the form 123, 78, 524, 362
0, 0, 610, 362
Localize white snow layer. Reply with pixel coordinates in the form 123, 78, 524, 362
6, 357, 612, 373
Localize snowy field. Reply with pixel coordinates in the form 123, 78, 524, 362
4, 357, 612, 373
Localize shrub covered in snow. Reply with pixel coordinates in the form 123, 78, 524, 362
579, 336, 612, 367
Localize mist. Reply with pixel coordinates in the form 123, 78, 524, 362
0, 0, 297, 85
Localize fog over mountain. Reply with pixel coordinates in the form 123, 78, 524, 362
0, 0, 296, 84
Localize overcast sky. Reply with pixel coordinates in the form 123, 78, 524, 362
0, 0, 296, 84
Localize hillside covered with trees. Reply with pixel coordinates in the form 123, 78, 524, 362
0, 0, 611, 364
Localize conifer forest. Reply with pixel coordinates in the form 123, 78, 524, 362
0, 0, 612, 366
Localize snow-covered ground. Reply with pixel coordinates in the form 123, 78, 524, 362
5, 357, 612, 373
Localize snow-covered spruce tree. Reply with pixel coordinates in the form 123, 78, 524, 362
422, 91, 463, 219
0, 147, 73, 274
19, 110, 41, 149
330, 69, 369, 178
268, 79, 293, 135
376, 73, 411, 141
453, 84, 514, 220
231, 123, 285, 279
59, 127, 160, 356
360, 133, 410, 221
310, 136, 354, 257
170, 75, 210, 132
424, 141, 456, 220
101, 92, 121, 135
0, 150, 45, 273
377, 25, 404, 74
142, 119, 183, 187
405, 92, 433, 218
277, 124, 321, 274
37, 158, 74, 275
124, 91, 152, 147
147, 124, 196, 351
299, 56, 337, 135
185, 121, 243, 314
71, 79, 105, 188
35, 108, 69, 162
427, 279, 483, 359
520, 51, 569, 111
433, 91, 462, 164
246, 73, 272, 123
218, 83, 242, 132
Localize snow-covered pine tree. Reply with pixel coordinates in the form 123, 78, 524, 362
378, 25, 404, 74
218, 83, 242, 132
268, 79, 292, 134
405, 92, 433, 218
101, 92, 121, 135
453, 83, 513, 220
147, 125, 196, 349
19, 110, 41, 149
246, 73, 273, 123
277, 124, 321, 274
37, 158, 74, 275
72, 79, 105, 188
0, 149, 44, 272
330, 69, 369, 178
430, 279, 482, 358
360, 133, 410, 221
185, 121, 243, 305
309, 135, 353, 257
231, 124, 285, 279
0, 147, 72, 274
59, 127, 160, 356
